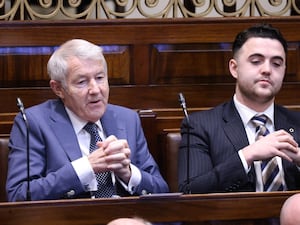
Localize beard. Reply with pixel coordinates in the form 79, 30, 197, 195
235, 82, 281, 107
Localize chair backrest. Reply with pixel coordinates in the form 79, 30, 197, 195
165, 132, 181, 193
0, 137, 9, 201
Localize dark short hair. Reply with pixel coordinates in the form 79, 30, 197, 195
232, 23, 287, 57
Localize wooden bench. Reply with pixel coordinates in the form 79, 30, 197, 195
0, 191, 299, 225
1, 17, 300, 191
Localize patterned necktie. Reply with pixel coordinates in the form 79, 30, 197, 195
251, 114, 284, 191
84, 122, 115, 198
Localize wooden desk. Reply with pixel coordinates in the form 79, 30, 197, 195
0, 191, 298, 225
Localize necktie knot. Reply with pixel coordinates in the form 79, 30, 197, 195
251, 114, 269, 137
84, 122, 101, 152
84, 122, 98, 136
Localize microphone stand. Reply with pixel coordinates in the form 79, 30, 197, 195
178, 93, 191, 194
17, 98, 31, 201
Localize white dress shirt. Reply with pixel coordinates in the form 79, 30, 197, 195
65, 107, 141, 196
233, 95, 287, 191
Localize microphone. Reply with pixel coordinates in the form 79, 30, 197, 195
17, 97, 27, 121
178, 93, 191, 194
178, 93, 189, 124
16, 97, 31, 201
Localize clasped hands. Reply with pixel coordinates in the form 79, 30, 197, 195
88, 135, 131, 183
243, 129, 300, 166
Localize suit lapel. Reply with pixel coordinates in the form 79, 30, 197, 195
222, 100, 257, 183
49, 100, 83, 161
274, 105, 297, 137
273, 105, 300, 185
101, 105, 126, 139
222, 100, 250, 151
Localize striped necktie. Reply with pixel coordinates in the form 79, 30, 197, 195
84, 122, 115, 198
251, 114, 284, 191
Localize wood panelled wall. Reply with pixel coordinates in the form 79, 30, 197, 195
1, 17, 300, 181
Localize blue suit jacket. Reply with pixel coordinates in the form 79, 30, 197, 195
6, 99, 168, 201
178, 99, 300, 193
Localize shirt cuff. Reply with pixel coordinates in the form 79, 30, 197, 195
116, 163, 142, 194
238, 150, 251, 173
71, 156, 98, 191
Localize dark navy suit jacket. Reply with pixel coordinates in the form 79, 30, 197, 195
6, 99, 168, 201
178, 99, 300, 193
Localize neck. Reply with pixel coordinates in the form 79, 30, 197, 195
235, 94, 274, 113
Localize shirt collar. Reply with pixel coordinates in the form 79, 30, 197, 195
233, 94, 274, 127
64, 107, 103, 135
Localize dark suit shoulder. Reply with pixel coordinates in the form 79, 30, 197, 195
275, 104, 300, 115
189, 101, 230, 120
274, 105, 300, 127
184, 102, 232, 131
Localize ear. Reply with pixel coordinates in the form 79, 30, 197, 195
229, 58, 238, 79
49, 80, 64, 99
